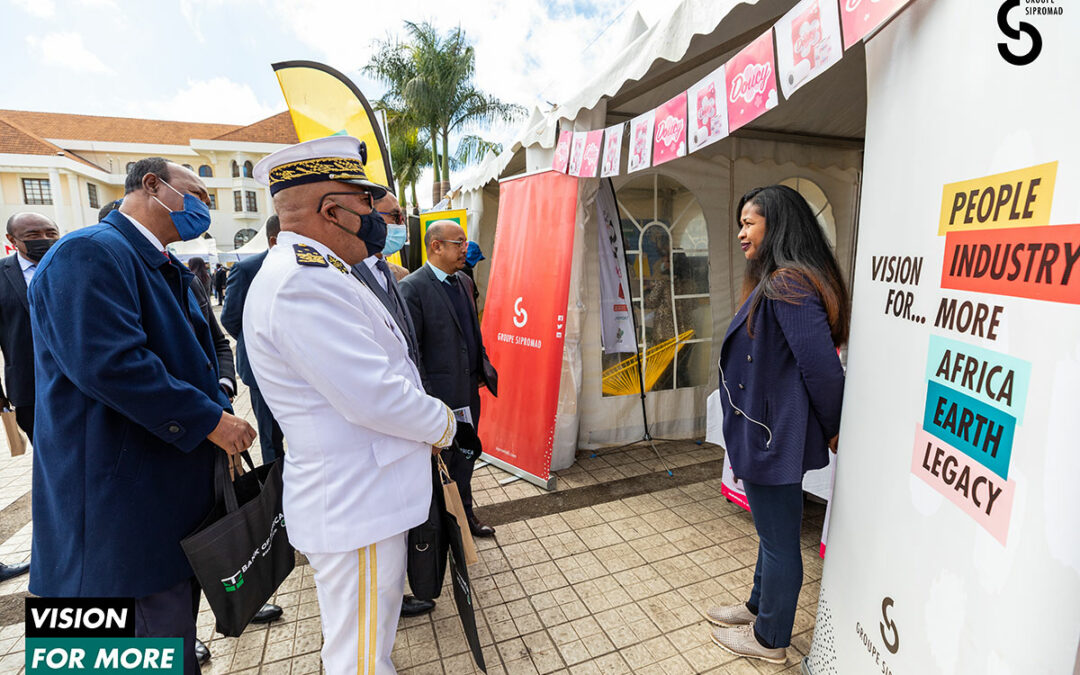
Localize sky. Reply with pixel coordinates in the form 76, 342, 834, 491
1, 0, 682, 207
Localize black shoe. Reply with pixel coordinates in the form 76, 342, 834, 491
0, 561, 30, 582
468, 518, 496, 538
249, 603, 283, 624
194, 639, 210, 665
400, 595, 435, 618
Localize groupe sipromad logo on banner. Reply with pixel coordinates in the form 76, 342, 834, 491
25, 598, 182, 673
997, 0, 1065, 65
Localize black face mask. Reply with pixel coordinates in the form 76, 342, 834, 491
332, 203, 388, 256
22, 238, 57, 262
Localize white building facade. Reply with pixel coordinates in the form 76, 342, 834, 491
0, 110, 297, 250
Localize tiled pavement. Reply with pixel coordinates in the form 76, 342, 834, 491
0, 309, 825, 674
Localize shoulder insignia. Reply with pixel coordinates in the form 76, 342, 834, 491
293, 243, 327, 267
327, 255, 348, 274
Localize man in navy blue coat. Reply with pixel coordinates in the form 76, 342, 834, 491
221, 215, 284, 465
29, 158, 256, 674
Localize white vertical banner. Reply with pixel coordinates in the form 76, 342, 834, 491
627, 110, 655, 173
687, 64, 729, 153
595, 179, 635, 354
775, 0, 843, 98
601, 123, 625, 178
806, 1, 1080, 674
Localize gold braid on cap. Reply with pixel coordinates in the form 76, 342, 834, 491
268, 157, 368, 187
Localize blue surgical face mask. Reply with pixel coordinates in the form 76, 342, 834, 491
382, 224, 407, 256
153, 179, 211, 241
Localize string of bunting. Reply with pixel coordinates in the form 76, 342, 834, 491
552, 0, 913, 178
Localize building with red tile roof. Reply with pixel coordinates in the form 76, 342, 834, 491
0, 109, 298, 252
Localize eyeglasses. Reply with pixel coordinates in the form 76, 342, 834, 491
378, 210, 404, 224
436, 239, 468, 248
317, 191, 372, 212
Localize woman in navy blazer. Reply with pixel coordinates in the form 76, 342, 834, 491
707, 185, 849, 665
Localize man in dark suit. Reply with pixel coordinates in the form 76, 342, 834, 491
221, 216, 284, 466
212, 265, 227, 305
30, 158, 256, 674
352, 191, 435, 618
0, 213, 59, 440
400, 220, 498, 538
0, 212, 59, 583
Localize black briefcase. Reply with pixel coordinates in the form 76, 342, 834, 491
181, 453, 294, 637
407, 457, 448, 601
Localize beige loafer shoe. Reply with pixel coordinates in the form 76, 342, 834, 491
710, 624, 787, 665
702, 603, 757, 627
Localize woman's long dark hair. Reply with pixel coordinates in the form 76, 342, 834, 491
738, 185, 850, 346
188, 256, 211, 294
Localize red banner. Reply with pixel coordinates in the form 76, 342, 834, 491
479, 171, 578, 481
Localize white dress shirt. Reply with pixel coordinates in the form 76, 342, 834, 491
17, 254, 37, 287
363, 255, 388, 292
118, 212, 165, 252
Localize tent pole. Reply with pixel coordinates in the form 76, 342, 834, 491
591, 178, 675, 476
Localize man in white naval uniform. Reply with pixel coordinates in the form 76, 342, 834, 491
244, 136, 455, 674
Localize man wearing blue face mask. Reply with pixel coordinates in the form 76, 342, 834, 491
351, 191, 437, 619
352, 192, 420, 370
29, 158, 256, 675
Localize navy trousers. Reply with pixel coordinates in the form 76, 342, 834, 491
248, 384, 284, 466
134, 577, 199, 675
742, 481, 804, 650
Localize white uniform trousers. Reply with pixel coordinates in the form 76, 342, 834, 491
307, 533, 406, 674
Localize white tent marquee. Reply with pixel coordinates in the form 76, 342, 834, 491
455, 0, 866, 473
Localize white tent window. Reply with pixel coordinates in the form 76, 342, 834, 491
780, 177, 837, 247
605, 173, 711, 396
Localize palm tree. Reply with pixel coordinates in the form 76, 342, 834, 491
367, 21, 525, 202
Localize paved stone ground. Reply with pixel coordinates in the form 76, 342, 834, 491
0, 308, 825, 674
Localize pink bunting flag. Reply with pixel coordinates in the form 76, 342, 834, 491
600, 123, 624, 178
725, 30, 779, 132
840, 0, 912, 50
576, 129, 604, 178
552, 130, 572, 173
652, 92, 688, 167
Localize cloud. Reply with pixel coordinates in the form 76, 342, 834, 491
268, 0, 670, 112
26, 32, 112, 74
127, 77, 281, 126
11, 0, 55, 18
262, 0, 683, 207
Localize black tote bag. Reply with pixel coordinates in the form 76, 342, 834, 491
407, 457, 448, 601
181, 453, 295, 637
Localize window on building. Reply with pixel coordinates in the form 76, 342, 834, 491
779, 177, 837, 247
87, 183, 100, 209
231, 161, 240, 178
245, 190, 257, 212
602, 173, 711, 396
233, 190, 243, 212
243, 161, 253, 178
207, 193, 217, 210
22, 178, 53, 205
198, 165, 213, 178
234, 229, 257, 249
